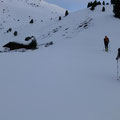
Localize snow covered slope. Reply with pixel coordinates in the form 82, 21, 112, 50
0, 2, 120, 120
0, 0, 65, 40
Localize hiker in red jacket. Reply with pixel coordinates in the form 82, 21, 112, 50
104, 36, 109, 52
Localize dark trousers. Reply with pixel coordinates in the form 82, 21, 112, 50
104, 42, 108, 49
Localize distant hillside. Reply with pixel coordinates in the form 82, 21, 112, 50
0, 0, 65, 30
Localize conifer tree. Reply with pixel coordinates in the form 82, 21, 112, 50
111, 0, 116, 4
113, 0, 120, 18
103, 1, 105, 5
102, 6, 105, 11
14, 31, 18, 36
97, 1, 101, 5
30, 19, 34, 24
65, 10, 69, 16
59, 16, 61, 20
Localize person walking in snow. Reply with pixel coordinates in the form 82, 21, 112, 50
116, 48, 120, 60
104, 36, 109, 52
116, 48, 120, 80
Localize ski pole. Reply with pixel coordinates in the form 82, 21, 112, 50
108, 43, 111, 52
117, 60, 119, 80
102, 42, 105, 51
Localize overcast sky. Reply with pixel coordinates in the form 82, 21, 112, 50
45, 0, 110, 11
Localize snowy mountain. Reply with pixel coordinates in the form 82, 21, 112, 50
0, 1, 120, 120
0, 0, 65, 46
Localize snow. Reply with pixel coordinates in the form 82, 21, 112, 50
0, 1, 120, 120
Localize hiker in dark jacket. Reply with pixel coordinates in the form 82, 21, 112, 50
104, 36, 109, 52
116, 48, 120, 60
